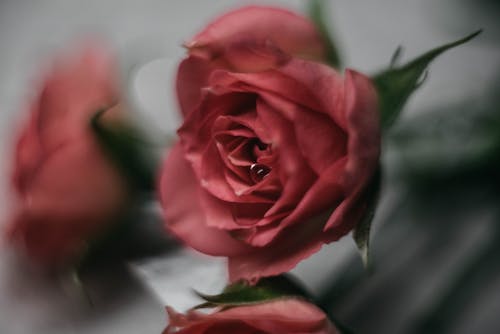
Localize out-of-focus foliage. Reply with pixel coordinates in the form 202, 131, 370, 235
308, 0, 342, 68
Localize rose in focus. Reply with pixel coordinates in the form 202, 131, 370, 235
163, 298, 339, 334
160, 6, 380, 282
6, 45, 131, 267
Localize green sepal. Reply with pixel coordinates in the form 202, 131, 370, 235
353, 168, 381, 269
374, 30, 482, 130
194, 275, 312, 309
308, 0, 342, 68
90, 109, 157, 192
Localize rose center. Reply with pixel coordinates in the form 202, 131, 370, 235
252, 138, 268, 151
249, 163, 271, 183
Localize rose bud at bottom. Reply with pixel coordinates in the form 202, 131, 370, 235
5, 44, 132, 268
163, 298, 339, 334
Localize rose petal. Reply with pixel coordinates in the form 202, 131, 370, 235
221, 39, 291, 73
246, 158, 346, 247
164, 299, 338, 334
208, 58, 347, 132
160, 143, 251, 256
13, 111, 43, 194
228, 213, 328, 283
209, 69, 322, 113
199, 142, 242, 201
223, 167, 280, 201
255, 99, 316, 217
200, 190, 273, 230
293, 110, 347, 174
323, 190, 369, 240
343, 70, 380, 187
23, 137, 129, 222
254, 99, 303, 178
213, 299, 331, 333
36, 44, 116, 151
176, 56, 218, 117
14, 43, 116, 195
324, 70, 380, 230
283, 158, 347, 225
9, 135, 129, 264
7, 211, 82, 266
179, 91, 255, 178
187, 6, 327, 62
258, 92, 347, 174
279, 59, 347, 130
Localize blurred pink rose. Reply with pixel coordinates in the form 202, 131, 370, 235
163, 298, 339, 334
160, 6, 380, 282
6, 44, 131, 267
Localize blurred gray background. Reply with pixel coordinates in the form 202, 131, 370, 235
0, 0, 499, 333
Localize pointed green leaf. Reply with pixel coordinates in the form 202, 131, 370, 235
374, 30, 482, 130
353, 168, 381, 268
90, 109, 157, 191
389, 45, 403, 69
194, 275, 311, 309
308, 0, 342, 68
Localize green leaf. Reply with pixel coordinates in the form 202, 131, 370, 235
353, 168, 381, 269
389, 45, 403, 69
90, 109, 157, 192
194, 274, 312, 309
308, 0, 342, 68
374, 30, 482, 130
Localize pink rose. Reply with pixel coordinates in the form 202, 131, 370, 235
163, 298, 339, 334
6, 44, 131, 266
159, 6, 380, 282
